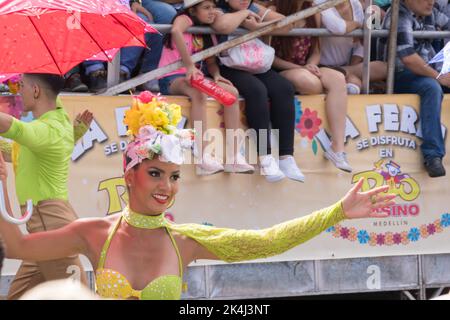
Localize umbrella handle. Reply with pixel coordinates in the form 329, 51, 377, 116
0, 181, 33, 225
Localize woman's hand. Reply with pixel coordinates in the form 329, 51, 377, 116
342, 178, 396, 219
246, 10, 261, 21
244, 16, 273, 30
213, 74, 232, 86
305, 64, 322, 78
186, 66, 204, 82
131, 2, 154, 22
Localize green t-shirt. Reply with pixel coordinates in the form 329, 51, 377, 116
1, 107, 74, 205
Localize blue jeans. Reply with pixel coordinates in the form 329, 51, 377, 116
394, 69, 446, 161
120, 13, 153, 77
141, 0, 177, 73
83, 60, 105, 76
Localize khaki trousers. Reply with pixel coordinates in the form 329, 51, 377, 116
7, 200, 88, 300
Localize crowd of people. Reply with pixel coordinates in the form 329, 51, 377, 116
48, 0, 448, 179
1, 0, 448, 179
0, 0, 449, 300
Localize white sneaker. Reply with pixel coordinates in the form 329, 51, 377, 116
279, 156, 305, 182
324, 149, 353, 172
196, 153, 224, 176
346, 83, 361, 95
259, 155, 285, 183
224, 153, 255, 174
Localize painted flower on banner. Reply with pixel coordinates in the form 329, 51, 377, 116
427, 223, 436, 235
297, 108, 322, 140
348, 227, 357, 241
376, 233, 385, 246
393, 233, 402, 245
369, 232, 377, 246
401, 231, 410, 245
384, 232, 394, 246
408, 227, 420, 242
340, 227, 350, 239
420, 225, 429, 238
441, 213, 450, 227
357, 230, 370, 244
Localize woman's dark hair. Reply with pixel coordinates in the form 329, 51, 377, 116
215, 0, 254, 11
272, 0, 315, 62
163, 1, 215, 50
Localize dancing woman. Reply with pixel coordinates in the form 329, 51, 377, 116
0, 93, 395, 300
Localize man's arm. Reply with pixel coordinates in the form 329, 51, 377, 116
0, 116, 53, 153
401, 53, 440, 79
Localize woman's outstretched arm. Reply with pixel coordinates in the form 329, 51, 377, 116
178, 179, 395, 263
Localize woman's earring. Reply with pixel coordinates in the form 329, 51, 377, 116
167, 197, 175, 209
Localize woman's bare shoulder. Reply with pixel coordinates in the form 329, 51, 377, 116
72, 214, 121, 233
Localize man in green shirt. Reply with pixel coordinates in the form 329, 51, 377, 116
0, 74, 89, 299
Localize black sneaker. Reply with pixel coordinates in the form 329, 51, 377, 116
64, 73, 88, 92
118, 71, 136, 94
424, 157, 446, 178
87, 70, 107, 92
119, 70, 129, 83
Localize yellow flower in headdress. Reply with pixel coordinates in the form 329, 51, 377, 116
169, 104, 182, 126
124, 92, 182, 137
124, 100, 142, 136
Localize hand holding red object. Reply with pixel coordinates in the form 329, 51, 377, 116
190, 77, 237, 107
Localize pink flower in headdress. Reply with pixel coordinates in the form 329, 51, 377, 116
138, 125, 158, 140
135, 143, 150, 159
137, 91, 156, 103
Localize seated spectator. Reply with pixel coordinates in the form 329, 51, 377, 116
138, 0, 182, 91
212, 0, 305, 183
432, 0, 450, 51
377, 0, 449, 178
83, 0, 156, 92
272, 0, 352, 173
158, 0, 254, 175
314, 0, 387, 94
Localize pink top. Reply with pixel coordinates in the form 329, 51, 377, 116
158, 15, 205, 79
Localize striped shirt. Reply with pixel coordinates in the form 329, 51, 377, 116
376, 1, 450, 73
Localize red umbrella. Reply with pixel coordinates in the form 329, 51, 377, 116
0, 0, 157, 75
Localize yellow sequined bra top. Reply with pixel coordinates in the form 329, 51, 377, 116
96, 202, 347, 300
96, 208, 184, 300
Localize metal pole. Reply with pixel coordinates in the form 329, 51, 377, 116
386, 0, 400, 94
107, 51, 121, 89
418, 255, 426, 300
361, 0, 373, 94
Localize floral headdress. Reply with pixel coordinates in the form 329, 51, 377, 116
123, 91, 194, 171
